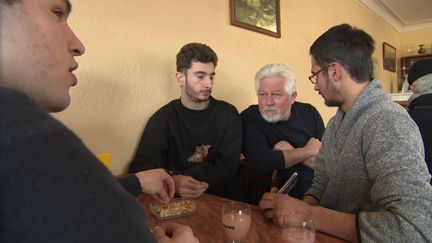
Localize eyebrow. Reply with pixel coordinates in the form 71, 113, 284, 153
193, 71, 215, 76
259, 91, 284, 94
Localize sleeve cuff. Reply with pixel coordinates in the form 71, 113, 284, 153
355, 213, 362, 243
303, 193, 320, 203
117, 174, 142, 197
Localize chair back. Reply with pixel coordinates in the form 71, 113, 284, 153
238, 159, 278, 205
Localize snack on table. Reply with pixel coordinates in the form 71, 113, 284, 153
149, 198, 196, 219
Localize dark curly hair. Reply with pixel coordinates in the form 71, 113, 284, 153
176, 43, 218, 72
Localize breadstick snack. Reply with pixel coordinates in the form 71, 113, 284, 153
149, 198, 196, 219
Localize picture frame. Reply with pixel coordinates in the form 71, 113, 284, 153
229, 0, 281, 38
382, 42, 396, 72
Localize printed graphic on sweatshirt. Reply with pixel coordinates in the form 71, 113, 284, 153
187, 145, 212, 163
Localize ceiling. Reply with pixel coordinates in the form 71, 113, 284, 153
359, 0, 432, 32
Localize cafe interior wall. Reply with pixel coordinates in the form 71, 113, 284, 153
400, 28, 432, 57
54, 0, 401, 175
400, 28, 432, 85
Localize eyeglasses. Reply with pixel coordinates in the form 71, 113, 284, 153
308, 68, 324, 84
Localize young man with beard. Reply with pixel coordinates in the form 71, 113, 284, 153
0, 0, 198, 242
241, 64, 324, 202
259, 24, 432, 242
130, 43, 242, 199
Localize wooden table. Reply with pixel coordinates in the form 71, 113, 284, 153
138, 193, 348, 243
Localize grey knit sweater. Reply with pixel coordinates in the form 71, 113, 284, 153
307, 80, 432, 242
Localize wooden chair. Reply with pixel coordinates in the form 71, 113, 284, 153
237, 159, 279, 205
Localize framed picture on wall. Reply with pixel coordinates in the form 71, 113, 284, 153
229, 0, 281, 38
382, 42, 396, 72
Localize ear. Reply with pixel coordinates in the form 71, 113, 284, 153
328, 62, 343, 83
176, 72, 185, 86
289, 91, 297, 104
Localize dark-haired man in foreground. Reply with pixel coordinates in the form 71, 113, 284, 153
0, 0, 197, 242
260, 24, 432, 242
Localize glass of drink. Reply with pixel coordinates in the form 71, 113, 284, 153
221, 201, 251, 242
282, 212, 315, 243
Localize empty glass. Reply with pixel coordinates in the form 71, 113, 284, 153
282, 212, 315, 243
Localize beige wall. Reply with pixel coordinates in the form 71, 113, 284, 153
398, 28, 432, 87
400, 29, 432, 56
55, 0, 403, 174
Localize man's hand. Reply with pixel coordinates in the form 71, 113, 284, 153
259, 192, 311, 227
153, 222, 199, 243
172, 175, 208, 198
273, 140, 294, 151
302, 156, 316, 169
134, 169, 175, 203
275, 139, 320, 168
305, 138, 321, 157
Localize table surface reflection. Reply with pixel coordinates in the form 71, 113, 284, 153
138, 193, 348, 243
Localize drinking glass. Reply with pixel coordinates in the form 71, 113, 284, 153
282, 212, 315, 243
221, 201, 251, 243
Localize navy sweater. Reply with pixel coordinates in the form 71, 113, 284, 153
0, 87, 155, 243
241, 103, 324, 198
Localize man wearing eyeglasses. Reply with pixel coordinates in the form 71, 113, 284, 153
260, 24, 432, 242
241, 64, 324, 203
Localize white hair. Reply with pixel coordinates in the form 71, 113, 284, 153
254, 64, 296, 96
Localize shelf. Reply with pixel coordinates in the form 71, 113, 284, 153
388, 92, 413, 107
400, 54, 432, 80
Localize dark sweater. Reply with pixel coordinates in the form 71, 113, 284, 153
241, 103, 325, 198
408, 93, 432, 177
0, 87, 155, 243
129, 97, 242, 195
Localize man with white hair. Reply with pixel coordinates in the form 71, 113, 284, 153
241, 63, 324, 200
407, 58, 432, 177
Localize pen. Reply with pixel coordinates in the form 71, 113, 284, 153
277, 172, 298, 194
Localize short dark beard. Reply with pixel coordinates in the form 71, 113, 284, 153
324, 98, 341, 107
184, 75, 210, 104
322, 74, 342, 107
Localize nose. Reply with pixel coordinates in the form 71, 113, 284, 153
204, 76, 213, 89
67, 25, 85, 56
266, 94, 275, 105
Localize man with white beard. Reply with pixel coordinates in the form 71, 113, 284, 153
241, 63, 324, 201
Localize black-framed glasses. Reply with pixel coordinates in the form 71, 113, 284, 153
308, 68, 324, 84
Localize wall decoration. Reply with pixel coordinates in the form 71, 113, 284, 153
230, 0, 281, 38
383, 42, 396, 72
